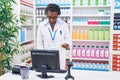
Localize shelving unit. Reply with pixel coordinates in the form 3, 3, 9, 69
35, 0, 71, 28
111, 0, 120, 71
71, 0, 111, 71
20, 40, 34, 64
35, 6, 71, 25
19, 0, 35, 64
20, 0, 34, 43
32, 0, 120, 71
35, 1, 71, 44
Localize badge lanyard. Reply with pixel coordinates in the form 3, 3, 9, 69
48, 28, 57, 43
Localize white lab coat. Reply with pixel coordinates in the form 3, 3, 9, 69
37, 18, 71, 69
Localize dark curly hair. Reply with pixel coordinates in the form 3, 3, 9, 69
45, 3, 61, 15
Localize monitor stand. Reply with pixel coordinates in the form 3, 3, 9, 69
37, 65, 54, 78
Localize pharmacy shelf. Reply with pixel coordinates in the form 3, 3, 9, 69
20, 39, 34, 65
36, 15, 46, 17
21, 39, 33, 44
19, 0, 34, 66
20, 14, 34, 17
20, 0, 33, 8
21, 53, 31, 62
72, 40, 110, 43
36, 7, 71, 24
112, 30, 120, 34
71, 0, 112, 72
72, 24, 110, 27
21, 39, 34, 45
113, 49, 120, 51
20, 0, 34, 43
36, 15, 70, 17
21, 25, 34, 27
24, 58, 31, 63
72, 15, 111, 17
36, 6, 70, 8
72, 58, 109, 61
34, 0, 113, 72
72, 6, 111, 8
112, 51, 120, 54
59, 15, 71, 17
114, 9, 120, 13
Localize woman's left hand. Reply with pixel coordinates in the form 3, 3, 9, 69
61, 43, 69, 49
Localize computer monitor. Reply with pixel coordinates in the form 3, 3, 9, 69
31, 49, 60, 72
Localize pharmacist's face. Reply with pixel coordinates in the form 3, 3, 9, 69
47, 11, 58, 24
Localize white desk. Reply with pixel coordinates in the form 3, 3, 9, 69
0, 70, 120, 80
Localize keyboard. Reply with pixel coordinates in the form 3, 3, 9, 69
35, 69, 67, 73
30, 67, 67, 73
47, 69, 67, 73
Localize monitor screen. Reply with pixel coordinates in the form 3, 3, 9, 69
31, 49, 60, 72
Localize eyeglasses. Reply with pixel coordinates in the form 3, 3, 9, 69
47, 16, 58, 20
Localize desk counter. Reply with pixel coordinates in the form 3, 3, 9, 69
0, 70, 120, 80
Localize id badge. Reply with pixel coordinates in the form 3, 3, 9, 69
49, 43, 56, 49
